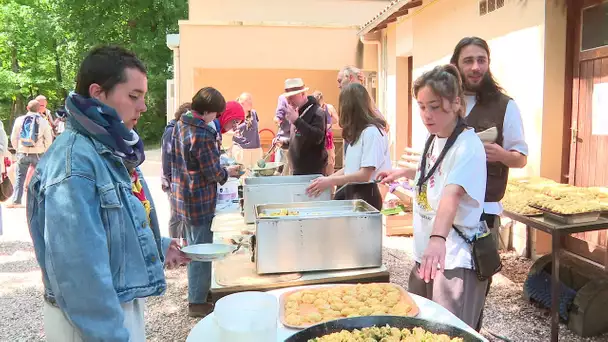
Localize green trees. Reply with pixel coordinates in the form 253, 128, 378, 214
0, 0, 188, 145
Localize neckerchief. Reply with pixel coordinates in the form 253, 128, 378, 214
131, 171, 151, 224
65, 92, 145, 172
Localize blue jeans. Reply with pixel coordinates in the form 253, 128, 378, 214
182, 217, 214, 304
166, 194, 183, 239
12, 153, 41, 204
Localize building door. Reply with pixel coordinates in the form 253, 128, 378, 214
565, 0, 608, 265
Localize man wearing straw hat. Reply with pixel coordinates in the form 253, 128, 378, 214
275, 78, 327, 175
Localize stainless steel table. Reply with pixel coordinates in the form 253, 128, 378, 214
502, 211, 608, 342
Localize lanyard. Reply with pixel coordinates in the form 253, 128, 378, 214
417, 118, 467, 193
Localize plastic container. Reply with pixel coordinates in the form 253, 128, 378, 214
214, 291, 278, 342
217, 177, 239, 210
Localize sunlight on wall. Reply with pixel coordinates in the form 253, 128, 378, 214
409, 25, 545, 178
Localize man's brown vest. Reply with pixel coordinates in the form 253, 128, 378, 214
466, 93, 511, 203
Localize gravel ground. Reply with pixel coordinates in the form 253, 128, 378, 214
3, 235, 608, 341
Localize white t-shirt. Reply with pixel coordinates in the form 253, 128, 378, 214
413, 128, 487, 270
465, 96, 528, 215
344, 125, 392, 180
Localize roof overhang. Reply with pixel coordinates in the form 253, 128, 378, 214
357, 0, 423, 36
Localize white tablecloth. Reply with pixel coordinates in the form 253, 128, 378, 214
186, 284, 487, 342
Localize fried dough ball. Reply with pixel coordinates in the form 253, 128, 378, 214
328, 296, 342, 304
348, 300, 364, 309
316, 291, 329, 300
313, 298, 328, 307
390, 303, 412, 315
301, 293, 316, 304
341, 307, 355, 316
371, 305, 387, 314
366, 297, 381, 306
384, 297, 400, 307
288, 292, 303, 302
322, 310, 341, 320
342, 295, 356, 303
285, 300, 299, 310
307, 312, 323, 323
285, 314, 302, 326
316, 304, 332, 312
357, 306, 373, 316
330, 302, 345, 311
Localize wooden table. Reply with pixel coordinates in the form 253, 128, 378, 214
502, 211, 608, 342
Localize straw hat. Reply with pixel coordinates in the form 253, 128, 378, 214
282, 78, 309, 97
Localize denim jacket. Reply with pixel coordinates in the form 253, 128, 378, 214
27, 127, 171, 341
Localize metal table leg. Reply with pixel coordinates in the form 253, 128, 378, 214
551, 233, 560, 342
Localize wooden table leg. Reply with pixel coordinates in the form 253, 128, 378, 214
550, 233, 560, 342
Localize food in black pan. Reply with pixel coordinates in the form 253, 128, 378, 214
285, 316, 482, 342
307, 325, 462, 341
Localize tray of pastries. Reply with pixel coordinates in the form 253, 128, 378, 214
279, 283, 419, 329
502, 184, 545, 216
528, 196, 603, 224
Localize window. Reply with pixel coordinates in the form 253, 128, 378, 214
488, 0, 496, 12
480, 0, 504, 16
581, 2, 608, 51
479, 0, 487, 15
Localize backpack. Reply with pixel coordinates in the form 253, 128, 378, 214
19, 114, 41, 147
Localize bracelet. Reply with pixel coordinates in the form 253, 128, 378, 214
429, 234, 447, 241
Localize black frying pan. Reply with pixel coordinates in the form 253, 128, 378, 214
284, 316, 483, 342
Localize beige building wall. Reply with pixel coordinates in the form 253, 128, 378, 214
404, 0, 546, 181
540, 1, 568, 183
177, 24, 376, 103
171, 0, 388, 132
188, 0, 391, 25
375, 0, 570, 256
176, 24, 378, 133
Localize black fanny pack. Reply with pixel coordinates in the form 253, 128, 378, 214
453, 224, 502, 281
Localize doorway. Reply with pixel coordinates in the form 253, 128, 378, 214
564, 0, 608, 265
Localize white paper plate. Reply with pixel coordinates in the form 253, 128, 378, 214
182, 244, 235, 262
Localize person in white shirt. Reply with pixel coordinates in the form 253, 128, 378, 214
307, 83, 390, 210
379, 64, 488, 328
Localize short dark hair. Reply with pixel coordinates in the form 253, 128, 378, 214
450, 37, 504, 104
75, 45, 147, 98
191, 87, 226, 115
174, 102, 191, 120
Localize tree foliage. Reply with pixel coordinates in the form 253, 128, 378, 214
0, 0, 188, 145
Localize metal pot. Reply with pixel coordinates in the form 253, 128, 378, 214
285, 316, 483, 342
252, 161, 284, 176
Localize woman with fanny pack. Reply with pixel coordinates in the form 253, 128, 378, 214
379, 64, 492, 328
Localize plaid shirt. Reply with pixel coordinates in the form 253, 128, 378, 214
169, 112, 228, 225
